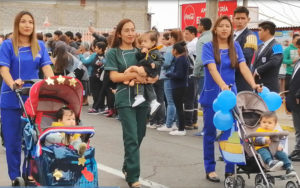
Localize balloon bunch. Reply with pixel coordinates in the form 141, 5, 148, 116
212, 90, 236, 131
258, 86, 282, 111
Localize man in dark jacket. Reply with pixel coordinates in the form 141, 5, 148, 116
233, 6, 257, 92
286, 39, 300, 161
252, 21, 283, 92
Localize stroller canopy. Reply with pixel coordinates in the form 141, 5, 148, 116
25, 76, 83, 119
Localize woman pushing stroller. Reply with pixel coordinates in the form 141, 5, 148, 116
0, 11, 53, 185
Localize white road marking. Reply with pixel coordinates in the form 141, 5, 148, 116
97, 163, 169, 188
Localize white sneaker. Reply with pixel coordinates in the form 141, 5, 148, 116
150, 99, 161, 115
157, 125, 173, 132
132, 95, 146, 107
147, 123, 157, 129
171, 125, 178, 130
169, 130, 186, 136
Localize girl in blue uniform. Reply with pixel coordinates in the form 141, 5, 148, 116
104, 19, 158, 188
0, 11, 54, 184
200, 15, 262, 182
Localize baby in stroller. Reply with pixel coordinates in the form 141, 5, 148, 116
254, 111, 296, 176
44, 107, 87, 157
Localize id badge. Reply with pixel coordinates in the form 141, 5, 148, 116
262, 57, 266, 63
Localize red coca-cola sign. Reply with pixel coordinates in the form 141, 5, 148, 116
183, 5, 196, 27
181, 0, 237, 30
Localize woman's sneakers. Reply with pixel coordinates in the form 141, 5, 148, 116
169, 130, 186, 136
268, 160, 284, 171
88, 108, 99, 114
157, 125, 178, 132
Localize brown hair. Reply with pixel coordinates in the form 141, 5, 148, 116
212, 15, 238, 68
12, 11, 40, 59
142, 30, 158, 49
261, 111, 278, 124
53, 45, 69, 74
112, 18, 136, 48
170, 29, 184, 43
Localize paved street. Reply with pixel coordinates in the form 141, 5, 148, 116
0, 104, 299, 188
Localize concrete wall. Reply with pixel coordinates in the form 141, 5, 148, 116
0, 0, 150, 34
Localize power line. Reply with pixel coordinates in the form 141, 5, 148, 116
273, 0, 300, 9
250, 6, 293, 26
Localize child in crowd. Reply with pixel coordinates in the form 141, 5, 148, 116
254, 111, 296, 176
165, 41, 190, 136
45, 107, 87, 157
123, 31, 164, 115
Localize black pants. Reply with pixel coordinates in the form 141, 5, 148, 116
172, 87, 187, 131
149, 80, 166, 125
90, 76, 102, 107
184, 77, 199, 126
93, 71, 115, 110
292, 110, 300, 150
285, 74, 292, 91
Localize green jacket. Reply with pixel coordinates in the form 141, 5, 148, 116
193, 31, 212, 77
104, 48, 148, 108
283, 43, 298, 75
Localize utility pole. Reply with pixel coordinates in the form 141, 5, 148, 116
206, 0, 218, 23
243, 0, 248, 7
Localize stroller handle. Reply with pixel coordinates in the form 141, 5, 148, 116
245, 131, 289, 139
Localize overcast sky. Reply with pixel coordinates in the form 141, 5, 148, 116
148, 0, 300, 31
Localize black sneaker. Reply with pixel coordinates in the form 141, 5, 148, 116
289, 150, 300, 158
269, 160, 284, 171
286, 167, 297, 177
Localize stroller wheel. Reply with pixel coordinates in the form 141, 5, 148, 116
224, 176, 236, 188
236, 175, 245, 188
12, 177, 25, 186
286, 181, 297, 188
255, 174, 264, 186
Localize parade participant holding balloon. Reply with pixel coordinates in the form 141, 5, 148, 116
199, 16, 262, 183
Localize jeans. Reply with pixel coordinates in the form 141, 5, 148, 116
164, 79, 176, 128
150, 80, 166, 125
257, 147, 291, 168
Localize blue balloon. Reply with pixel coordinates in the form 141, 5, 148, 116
213, 111, 234, 131
258, 86, 270, 98
213, 99, 221, 112
264, 92, 282, 111
217, 90, 236, 111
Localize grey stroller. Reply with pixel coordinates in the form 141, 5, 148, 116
224, 91, 300, 188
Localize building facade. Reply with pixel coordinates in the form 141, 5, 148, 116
0, 0, 150, 34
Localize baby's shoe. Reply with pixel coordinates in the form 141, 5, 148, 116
132, 95, 146, 107
78, 143, 87, 157
150, 99, 160, 115
286, 166, 297, 177
269, 160, 284, 171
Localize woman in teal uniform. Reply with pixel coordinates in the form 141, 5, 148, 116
0, 11, 54, 184
200, 15, 261, 182
104, 19, 157, 188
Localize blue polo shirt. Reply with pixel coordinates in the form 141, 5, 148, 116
0, 39, 52, 109
199, 41, 245, 107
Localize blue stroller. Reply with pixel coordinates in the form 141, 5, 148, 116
15, 76, 98, 187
